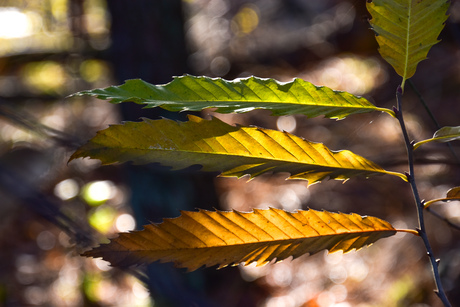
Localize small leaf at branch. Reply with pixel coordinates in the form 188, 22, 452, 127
424, 187, 460, 208
70, 75, 393, 119
414, 126, 460, 150
70, 115, 406, 184
367, 0, 449, 89
82, 208, 400, 271
433, 126, 460, 142
446, 187, 460, 199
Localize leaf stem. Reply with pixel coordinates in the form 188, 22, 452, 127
397, 228, 420, 236
424, 197, 460, 209
395, 86, 451, 307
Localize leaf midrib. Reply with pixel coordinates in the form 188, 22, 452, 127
403, 0, 412, 88
106, 145, 383, 173
139, 99, 374, 107
116, 231, 395, 251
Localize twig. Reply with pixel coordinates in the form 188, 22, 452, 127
395, 86, 452, 307
407, 80, 460, 164
426, 207, 460, 232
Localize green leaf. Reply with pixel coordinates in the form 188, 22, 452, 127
413, 126, 460, 150
70, 75, 393, 119
82, 208, 406, 271
70, 115, 406, 184
367, 0, 449, 89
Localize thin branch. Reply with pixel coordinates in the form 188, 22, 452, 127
395, 86, 452, 307
407, 79, 441, 127
407, 80, 460, 164
426, 207, 460, 232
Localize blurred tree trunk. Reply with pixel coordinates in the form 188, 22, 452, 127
106, 2, 218, 306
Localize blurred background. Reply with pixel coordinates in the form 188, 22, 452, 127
0, 0, 460, 306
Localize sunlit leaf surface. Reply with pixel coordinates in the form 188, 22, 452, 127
82, 208, 399, 271
70, 115, 405, 184
414, 126, 460, 150
71, 75, 393, 119
367, 0, 449, 88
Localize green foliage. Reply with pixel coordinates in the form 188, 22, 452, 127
414, 126, 460, 149
71, 75, 392, 119
367, 0, 449, 89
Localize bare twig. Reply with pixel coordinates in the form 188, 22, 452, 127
407, 80, 460, 164
395, 86, 451, 307
426, 207, 460, 232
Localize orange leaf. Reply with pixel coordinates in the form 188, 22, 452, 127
83, 208, 399, 271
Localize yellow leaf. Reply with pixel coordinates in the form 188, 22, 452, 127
70, 115, 406, 184
82, 208, 403, 271
446, 187, 460, 199
367, 0, 449, 89
424, 186, 460, 208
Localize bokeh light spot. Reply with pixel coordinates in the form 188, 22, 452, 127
265, 295, 296, 307
116, 213, 136, 232
210, 56, 230, 76
239, 262, 269, 282
328, 265, 348, 284
80, 59, 108, 83
276, 116, 297, 133
24, 286, 47, 305
132, 281, 150, 299
266, 262, 293, 287
93, 258, 112, 272
36, 230, 56, 251
22, 61, 67, 94
347, 258, 369, 282
317, 290, 335, 307
232, 5, 259, 35
0, 8, 34, 38
330, 284, 348, 303
54, 178, 79, 200
82, 180, 115, 206
83, 273, 101, 302
88, 206, 116, 233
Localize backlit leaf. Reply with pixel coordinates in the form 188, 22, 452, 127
367, 0, 449, 89
413, 126, 460, 150
82, 208, 401, 271
70, 115, 406, 184
446, 187, 460, 199
424, 186, 460, 208
70, 75, 393, 119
